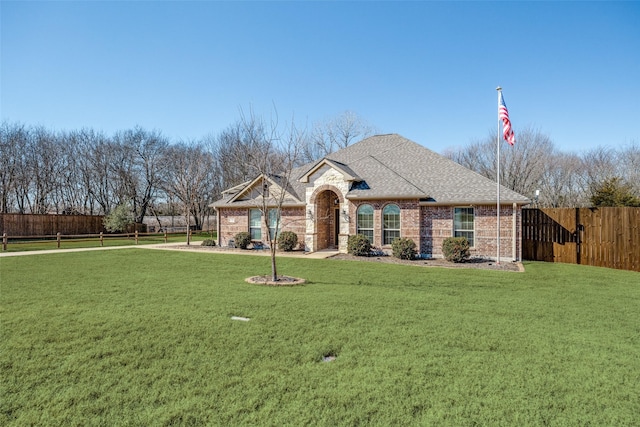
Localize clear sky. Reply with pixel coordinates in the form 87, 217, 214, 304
2, 1, 639, 154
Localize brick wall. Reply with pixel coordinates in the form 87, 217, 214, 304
280, 207, 306, 241
421, 204, 521, 260
218, 208, 249, 246
349, 199, 420, 250
217, 207, 305, 247
219, 203, 522, 259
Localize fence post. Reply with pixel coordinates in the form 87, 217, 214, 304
100, 232, 104, 247
57, 232, 61, 249
2, 233, 6, 251
164, 231, 167, 243
135, 230, 139, 245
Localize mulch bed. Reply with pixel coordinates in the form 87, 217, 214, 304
328, 253, 524, 272
245, 275, 306, 286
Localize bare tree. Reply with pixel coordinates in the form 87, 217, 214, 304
616, 141, 640, 195
578, 146, 618, 205
205, 119, 271, 191
238, 108, 305, 281
301, 111, 377, 162
22, 126, 61, 214
445, 126, 556, 200
0, 121, 26, 213
538, 152, 585, 207
112, 127, 169, 223
162, 141, 218, 242
71, 128, 111, 215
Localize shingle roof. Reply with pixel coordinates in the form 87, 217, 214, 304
212, 134, 530, 207
324, 134, 529, 204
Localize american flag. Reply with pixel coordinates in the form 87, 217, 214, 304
498, 92, 515, 146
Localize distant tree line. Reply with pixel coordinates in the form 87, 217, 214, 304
0, 111, 377, 226
3, 116, 637, 224
444, 126, 640, 207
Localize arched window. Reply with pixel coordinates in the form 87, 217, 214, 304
383, 204, 400, 245
356, 204, 374, 243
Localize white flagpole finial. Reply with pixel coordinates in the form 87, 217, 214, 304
496, 86, 502, 91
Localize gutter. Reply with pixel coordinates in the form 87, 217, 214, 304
418, 200, 531, 207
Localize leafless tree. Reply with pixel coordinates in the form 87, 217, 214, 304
205, 119, 272, 192
18, 126, 62, 214
616, 141, 640, 195
112, 127, 169, 223
301, 111, 377, 163
238, 108, 305, 281
578, 146, 618, 205
538, 152, 585, 207
446, 126, 555, 201
162, 141, 218, 242
0, 121, 26, 213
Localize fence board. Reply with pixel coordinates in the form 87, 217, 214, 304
523, 207, 640, 272
1, 214, 106, 236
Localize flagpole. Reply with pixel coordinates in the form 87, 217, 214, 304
496, 86, 502, 265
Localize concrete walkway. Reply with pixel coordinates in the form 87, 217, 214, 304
143, 244, 339, 259
0, 242, 339, 259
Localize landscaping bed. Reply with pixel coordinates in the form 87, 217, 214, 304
329, 253, 523, 272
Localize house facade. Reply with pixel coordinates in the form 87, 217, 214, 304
212, 134, 530, 261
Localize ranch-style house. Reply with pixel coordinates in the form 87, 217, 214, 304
211, 134, 530, 260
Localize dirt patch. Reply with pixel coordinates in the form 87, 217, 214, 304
245, 275, 306, 286
328, 253, 523, 272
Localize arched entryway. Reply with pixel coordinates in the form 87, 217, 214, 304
305, 184, 349, 252
315, 189, 340, 250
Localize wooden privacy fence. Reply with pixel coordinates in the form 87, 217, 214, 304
522, 207, 640, 272
0, 213, 105, 236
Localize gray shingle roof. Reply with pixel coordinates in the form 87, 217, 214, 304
324, 134, 529, 204
212, 134, 530, 207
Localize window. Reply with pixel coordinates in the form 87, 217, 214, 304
249, 209, 262, 240
454, 207, 474, 247
356, 204, 374, 243
383, 204, 401, 245
268, 209, 280, 241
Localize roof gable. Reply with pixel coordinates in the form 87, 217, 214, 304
227, 173, 303, 205
299, 158, 361, 183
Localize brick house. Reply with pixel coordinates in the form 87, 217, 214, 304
211, 134, 530, 261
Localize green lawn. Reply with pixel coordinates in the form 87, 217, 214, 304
1, 250, 638, 426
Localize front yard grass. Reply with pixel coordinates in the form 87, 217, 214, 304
1, 250, 638, 426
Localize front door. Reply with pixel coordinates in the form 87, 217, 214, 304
334, 208, 340, 249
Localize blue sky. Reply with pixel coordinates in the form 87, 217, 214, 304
2, 1, 639, 154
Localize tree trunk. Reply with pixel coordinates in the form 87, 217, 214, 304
270, 242, 278, 282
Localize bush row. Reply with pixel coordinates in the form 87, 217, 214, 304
347, 234, 470, 262
230, 230, 471, 262
231, 231, 299, 251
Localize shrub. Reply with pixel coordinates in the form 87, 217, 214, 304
234, 232, 252, 249
442, 237, 470, 263
277, 231, 298, 251
347, 234, 371, 256
392, 237, 417, 260
103, 204, 133, 233
201, 239, 216, 247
